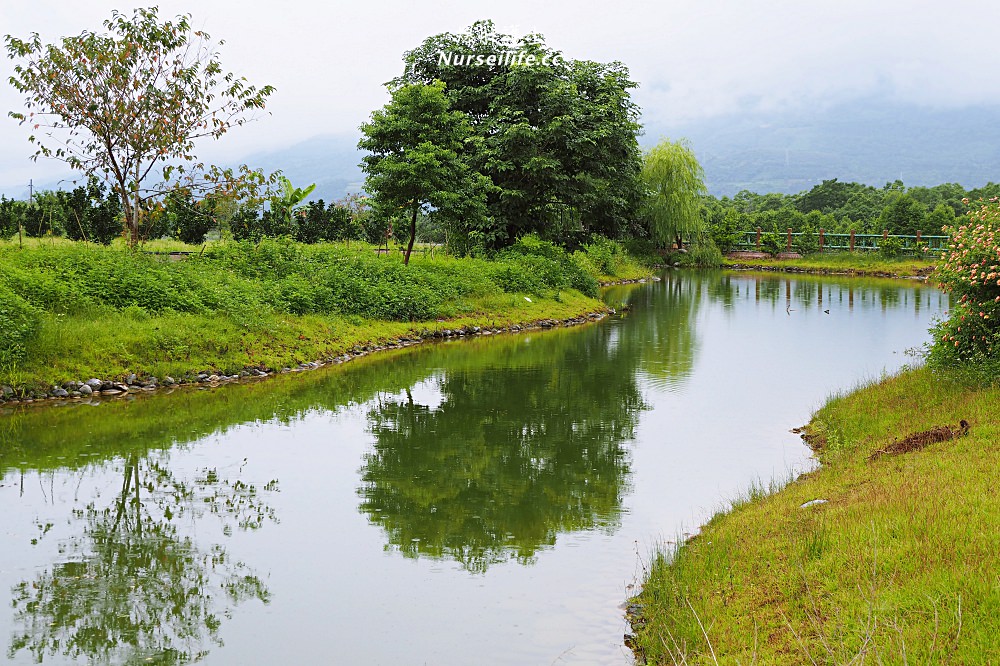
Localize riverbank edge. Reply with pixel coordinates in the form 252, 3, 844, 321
723, 257, 935, 280
626, 364, 1000, 663
0, 276, 659, 411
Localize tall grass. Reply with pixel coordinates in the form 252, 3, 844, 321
630, 366, 1000, 664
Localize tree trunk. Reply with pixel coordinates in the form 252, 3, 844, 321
404, 204, 417, 266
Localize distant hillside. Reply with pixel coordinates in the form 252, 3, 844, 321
9, 99, 999, 203
242, 134, 366, 203
644, 99, 1000, 196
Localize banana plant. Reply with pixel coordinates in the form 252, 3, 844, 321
271, 176, 316, 225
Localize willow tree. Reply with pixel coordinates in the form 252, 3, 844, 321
641, 139, 707, 249
5, 8, 275, 246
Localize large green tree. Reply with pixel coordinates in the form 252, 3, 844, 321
5, 7, 275, 246
392, 21, 644, 248
358, 80, 488, 264
641, 139, 708, 248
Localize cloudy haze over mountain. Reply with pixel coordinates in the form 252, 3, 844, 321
2, 0, 999, 198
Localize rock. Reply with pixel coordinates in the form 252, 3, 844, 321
101, 389, 123, 396
62, 381, 79, 390
0, 385, 13, 399
126, 373, 138, 385
79, 384, 93, 396
207, 374, 220, 382
50, 388, 69, 398
197, 373, 209, 381
163, 376, 175, 385
85, 379, 103, 389
800, 499, 828, 509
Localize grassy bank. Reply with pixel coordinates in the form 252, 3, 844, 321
724, 252, 936, 278
0, 236, 652, 395
629, 366, 1000, 663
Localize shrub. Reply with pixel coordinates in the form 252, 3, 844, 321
928, 199, 1000, 378
760, 226, 786, 256
674, 236, 724, 267
582, 236, 620, 275
0, 282, 40, 370
501, 234, 599, 297
794, 225, 819, 255
878, 235, 904, 258
710, 209, 745, 254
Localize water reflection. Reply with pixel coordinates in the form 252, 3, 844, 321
605, 274, 704, 389
358, 326, 646, 572
6, 454, 277, 665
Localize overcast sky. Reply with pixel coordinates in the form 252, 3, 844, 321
2, 0, 998, 196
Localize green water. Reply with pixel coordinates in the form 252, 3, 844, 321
0, 271, 947, 664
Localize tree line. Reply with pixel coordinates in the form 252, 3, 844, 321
703, 178, 1000, 253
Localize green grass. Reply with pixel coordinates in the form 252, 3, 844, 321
724, 251, 937, 278
630, 366, 1000, 664
0, 238, 647, 392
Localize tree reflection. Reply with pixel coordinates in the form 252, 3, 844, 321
8, 453, 277, 664
358, 327, 645, 573
614, 272, 704, 387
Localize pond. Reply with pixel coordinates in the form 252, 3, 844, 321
0, 270, 947, 665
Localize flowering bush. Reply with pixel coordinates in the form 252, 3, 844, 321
928, 198, 1000, 371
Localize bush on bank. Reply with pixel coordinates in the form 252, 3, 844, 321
928, 198, 1000, 382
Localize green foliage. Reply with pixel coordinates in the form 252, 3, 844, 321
641, 139, 707, 247
760, 225, 786, 256
794, 224, 820, 255
5, 7, 275, 245
928, 199, 1000, 379
710, 208, 745, 253
498, 234, 600, 297
877, 235, 904, 258
0, 281, 39, 370
294, 200, 350, 244
359, 81, 487, 264
927, 202, 959, 233
392, 21, 644, 248
0, 196, 22, 237
878, 193, 927, 235
162, 189, 213, 244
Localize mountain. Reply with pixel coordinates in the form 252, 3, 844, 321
241, 134, 366, 203
643, 99, 1000, 196
9, 99, 999, 203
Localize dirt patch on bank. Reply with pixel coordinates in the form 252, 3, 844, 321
867, 420, 969, 461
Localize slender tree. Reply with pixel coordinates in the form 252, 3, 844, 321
5, 8, 275, 246
359, 81, 487, 265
